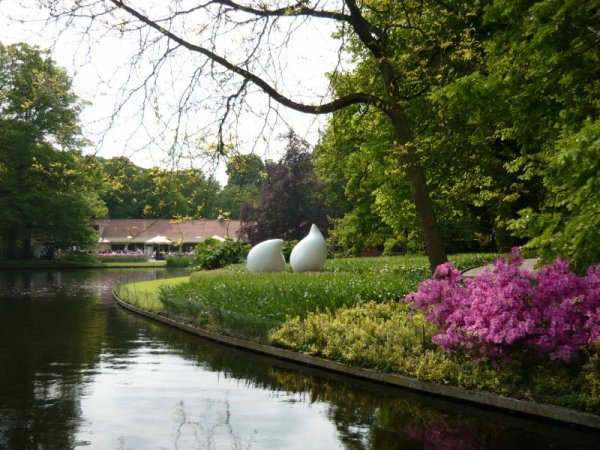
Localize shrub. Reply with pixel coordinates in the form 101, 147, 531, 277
404, 248, 600, 363
96, 255, 147, 263
166, 255, 194, 267
192, 239, 251, 270
59, 252, 100, 264
281, 239, 298, 261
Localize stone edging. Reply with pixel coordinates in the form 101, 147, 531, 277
112, 288, 600, 430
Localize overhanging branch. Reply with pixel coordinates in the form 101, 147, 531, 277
110, 0, 388, 115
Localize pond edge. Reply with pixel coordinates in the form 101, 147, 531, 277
112, 288, 600, 431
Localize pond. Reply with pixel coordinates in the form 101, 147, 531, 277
0, 269, 598, 449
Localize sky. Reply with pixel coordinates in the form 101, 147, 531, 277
0, 0, 347, 184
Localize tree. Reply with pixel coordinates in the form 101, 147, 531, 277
98, 156, 221, 219
314, 0, 599, 265
34, 0, 466, 269
99, 156, 148, 218
431, 0, 600, 267
0, 42, 105, 258
240, 131, 328, 243
226, 154, 265, 189
214, 153, 265, 219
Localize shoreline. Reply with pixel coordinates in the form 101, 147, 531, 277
0, 260, 167, 270
113, 285, 600, 431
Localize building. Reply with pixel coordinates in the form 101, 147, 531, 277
93, 218, 243, 254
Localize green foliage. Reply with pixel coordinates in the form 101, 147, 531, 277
281, 239, 298, 261
314, 0, 503, 256
0, 42, 106, 257
271, 301, 600, 413
165, 255, 194, 267
225, 153, 265, 188
240, 131, 329, 243
160, 269, 418, 341
117, 276, 190, 312
159, 254, 496, 341
213, 183, 260, 220
445, 0, 600, 261
192, 239, 250, 270
324, 253, 498, 276
508, 120, 600, 271
96, 255, 147, 263
315, 0, 599, 262
98, 156, 221, 219
59, 252, 100, 264
270, 302, 433, 370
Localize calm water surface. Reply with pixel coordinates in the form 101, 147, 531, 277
0, 269, 598, 449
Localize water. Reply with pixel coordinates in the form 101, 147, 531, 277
0, 269, 598, 449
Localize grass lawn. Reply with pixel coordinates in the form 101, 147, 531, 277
116, 276, 190, 311
119, 253, 498, 340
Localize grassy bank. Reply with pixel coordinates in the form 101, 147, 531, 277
0, 259, 167, 269
115, 253, 600, 414
116, 276, 191, 311
120, 253, 496, 340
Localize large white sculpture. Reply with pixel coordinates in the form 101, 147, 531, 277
247, 239, 286, 273
290, 224, 327, 272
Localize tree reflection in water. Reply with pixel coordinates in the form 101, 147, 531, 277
1, 269, 599, 450
142, 317, 600, 450
172, 398, 257, 450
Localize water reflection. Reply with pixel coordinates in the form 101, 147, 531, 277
0, 269, 599, 449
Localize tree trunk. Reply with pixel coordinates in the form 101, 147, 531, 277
389, 110, 447, 271
379, 61, 448, 271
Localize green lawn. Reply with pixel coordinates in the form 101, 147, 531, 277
119, 253, 498, 341
116, 276, 190, 311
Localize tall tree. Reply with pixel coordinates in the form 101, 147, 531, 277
479, 0, 600, 269
98, 156, 221, 219
34, 0, 469, 269
215, 153, 265, 219
226, 154, 265, 188
0, 42, 105, 258
240, 132, 328, 243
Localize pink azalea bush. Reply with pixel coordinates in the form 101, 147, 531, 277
404, 248, 600, 363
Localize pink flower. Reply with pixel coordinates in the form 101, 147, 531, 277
403, 249, 600, 363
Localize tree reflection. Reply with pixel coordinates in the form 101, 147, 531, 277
0, 269, 167, 450
142, 319, 600, 450
0, 273, 107, 449
1, 269, 598, 450
172, 399, 257, 450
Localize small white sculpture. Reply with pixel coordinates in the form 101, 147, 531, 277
290, 224, 327, 272
247, 239, 286, 273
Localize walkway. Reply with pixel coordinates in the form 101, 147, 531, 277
462, 258, 539, 277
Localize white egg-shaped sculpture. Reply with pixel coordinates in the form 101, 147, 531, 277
247, 239, 286, 273
290, 224, 327, 272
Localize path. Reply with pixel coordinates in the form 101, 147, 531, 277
462, 258, 539, 277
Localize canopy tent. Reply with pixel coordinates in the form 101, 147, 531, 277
145, 235, 172, 245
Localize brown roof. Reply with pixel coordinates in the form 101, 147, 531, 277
93, 219, 243, 243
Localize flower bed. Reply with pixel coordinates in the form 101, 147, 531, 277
404, 248, 600, 363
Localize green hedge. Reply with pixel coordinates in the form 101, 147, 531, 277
166, 256, 194, 267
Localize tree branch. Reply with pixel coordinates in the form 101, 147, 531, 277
110, 0, 388, 114
207, 0, 352, 23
